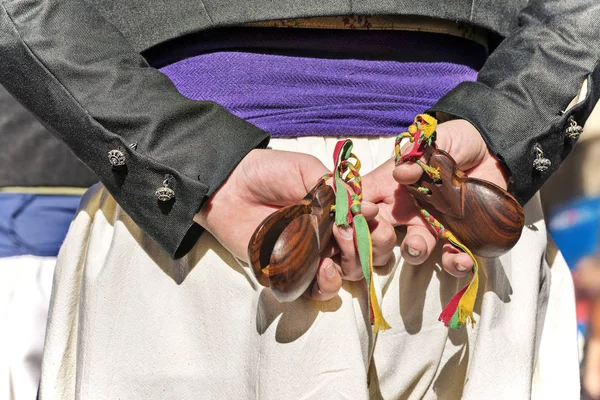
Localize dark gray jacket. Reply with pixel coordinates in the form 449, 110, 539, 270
0, 0, 599, 258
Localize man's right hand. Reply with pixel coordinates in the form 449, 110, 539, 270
363, 119, 509, 277
193, 149, 397, 302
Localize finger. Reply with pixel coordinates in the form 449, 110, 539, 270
319, 241, 339, 260
320, 202, 382, 257
430, 120, 488, 171
392, 141, 426, 185
369, 216, 397, 266
392, 120, 489, 186
393, 163, 424, 185
332, 180, 379, 220
332, 224, 365, 281
400, 225, 437, 265
361, 201, 379, 221
244, 150, 332, 204
295, 152, 335, 195
362, 158, 396, 204
441, 243, 475, 278
307, 258, 342, 301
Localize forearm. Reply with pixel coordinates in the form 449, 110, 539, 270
0, 0, 269, 258
428, 0, 600, 205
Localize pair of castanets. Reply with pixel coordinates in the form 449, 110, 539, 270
248, 144, 525, 304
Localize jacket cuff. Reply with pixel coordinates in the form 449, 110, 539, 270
427, 72, 599, 205
101, 121, 270, 259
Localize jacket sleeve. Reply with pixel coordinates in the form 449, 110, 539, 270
428, 0, 600, 205
0, 0, 270, 258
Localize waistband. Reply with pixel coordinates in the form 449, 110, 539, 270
243, 15, 488, 50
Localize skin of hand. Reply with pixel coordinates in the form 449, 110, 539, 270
193, 148, 397, 301
362, 119, 510, 277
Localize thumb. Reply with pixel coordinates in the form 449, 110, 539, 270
295, 152, 332, 193
392, 119, 488, 184
432, 119, 489, 171
392, 141, 427, 185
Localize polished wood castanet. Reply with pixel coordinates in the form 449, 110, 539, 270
407, 149, 525, 258
248, 179, 336, 302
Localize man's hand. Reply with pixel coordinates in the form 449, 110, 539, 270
193, 149, 396, 301
363, 119, 509, 277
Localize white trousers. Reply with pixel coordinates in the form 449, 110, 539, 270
39, 137, 579, 399
1, 255, 55, 400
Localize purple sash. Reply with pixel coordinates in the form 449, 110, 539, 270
161, 51, 479, 137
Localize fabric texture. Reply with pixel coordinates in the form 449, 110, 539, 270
242, 15, 488, 49
85, 0, 520, 53
0, 194, 81, 257
1, 0, 599, 258
0, 68, 89, 400
428, 1, 600, 205
39, 137, 579, 399
1, 255, 55, 400
160, 52, 479, 138
144, 28, 488, 71
0, 0, 270, 259
0, 85, 98, 189
0, 0, 600, 258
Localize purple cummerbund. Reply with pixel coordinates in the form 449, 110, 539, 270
159, 30, 483, 137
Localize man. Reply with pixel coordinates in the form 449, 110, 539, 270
0, 0, 598, 398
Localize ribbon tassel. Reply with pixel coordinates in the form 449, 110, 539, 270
329, 139, 390, 332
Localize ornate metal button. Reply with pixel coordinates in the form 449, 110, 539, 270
108, 149, 126, 167
565, 117, 583, 140
533, 145, 551, 172
155, 179, 175, 201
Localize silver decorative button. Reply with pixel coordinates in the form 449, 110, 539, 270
533, 146, 551, 172
565, 117, 583, 140
108, 149, 126, 167
155, 179, 175, 201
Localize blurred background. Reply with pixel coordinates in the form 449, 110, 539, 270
0, 84, 98, 400
2, 81, 600, 399
541, 103, 600, 400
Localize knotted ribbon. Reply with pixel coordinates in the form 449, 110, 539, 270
394, 114, 479, 330
322, 139, 390, 333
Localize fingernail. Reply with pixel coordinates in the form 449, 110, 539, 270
325, 263, 336, 278
406, 245, 421, 257
456, 264, 468, 272
340, 227, 354, 240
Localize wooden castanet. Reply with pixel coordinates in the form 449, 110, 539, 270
248, 179, 336, 302
407, 149, 524, 258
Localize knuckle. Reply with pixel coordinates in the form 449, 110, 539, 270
340, 252, 354, 267
383, 230, 398, 248
311, 286, 335, 301
372, 225, 397, 248
343, 268, 365, 281
373, 253, 392, 267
